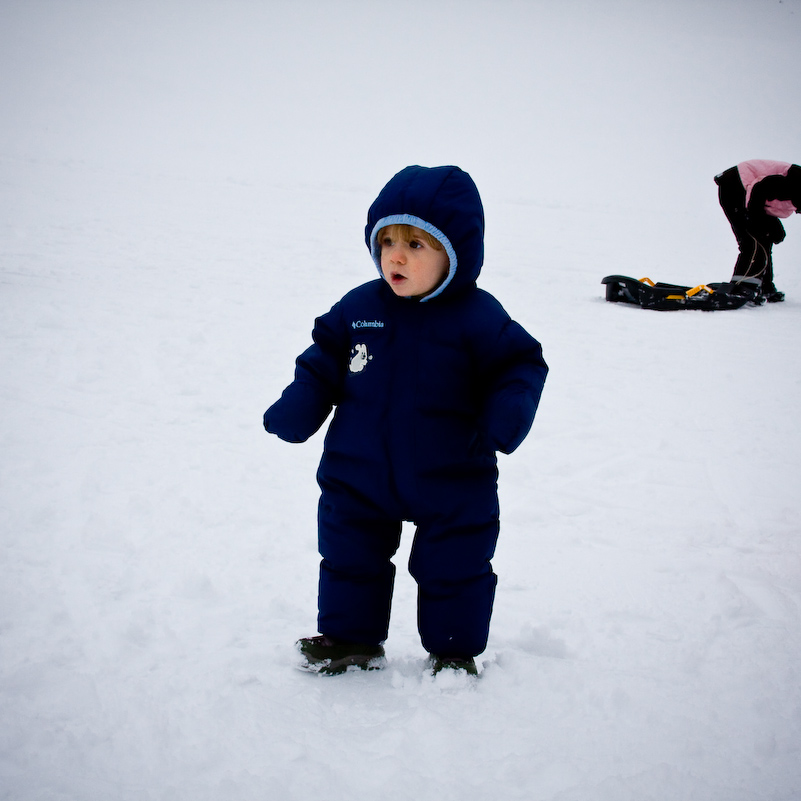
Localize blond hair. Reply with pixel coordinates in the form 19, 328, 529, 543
376, 223, 444, 251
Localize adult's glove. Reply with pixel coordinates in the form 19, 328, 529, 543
748, 215, 785, 245
767, 217, 786, 244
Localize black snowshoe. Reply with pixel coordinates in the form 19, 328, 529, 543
601, 275, 757, 311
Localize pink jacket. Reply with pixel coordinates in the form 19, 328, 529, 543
737, 160, 796, 218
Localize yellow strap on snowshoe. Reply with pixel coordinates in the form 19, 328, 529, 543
639, 277, 655, 286
686, 284, 714, 297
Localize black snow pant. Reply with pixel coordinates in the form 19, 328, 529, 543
315, 480, 500, 658
715, 168, 776, 292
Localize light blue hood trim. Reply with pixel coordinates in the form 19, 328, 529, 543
369, 214, 458, 302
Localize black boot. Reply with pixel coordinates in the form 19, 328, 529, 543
428, 654, 478, 676
296, 635, 385, 675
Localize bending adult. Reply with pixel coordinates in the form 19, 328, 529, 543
715, 159, 801, 303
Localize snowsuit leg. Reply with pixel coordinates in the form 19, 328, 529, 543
316, 487, 402, 645
408, 496, 500, 658
716, 168, 773, 289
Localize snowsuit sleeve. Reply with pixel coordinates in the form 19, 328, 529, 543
479, 319, 548, 455
263, 305, 346, 443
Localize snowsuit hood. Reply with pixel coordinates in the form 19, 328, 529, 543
366, 165, 485, 302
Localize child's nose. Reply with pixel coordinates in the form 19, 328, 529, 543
388, 244, 405, 263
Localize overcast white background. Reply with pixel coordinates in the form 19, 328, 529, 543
1, 2, 800, 799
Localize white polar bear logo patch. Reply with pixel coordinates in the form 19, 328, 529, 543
349, 343, 372, 374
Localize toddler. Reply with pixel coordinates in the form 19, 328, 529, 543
263, 165, 548, 675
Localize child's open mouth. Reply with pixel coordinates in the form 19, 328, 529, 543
390, 272, 407, 284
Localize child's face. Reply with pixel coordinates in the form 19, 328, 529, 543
379, 227, 450, 300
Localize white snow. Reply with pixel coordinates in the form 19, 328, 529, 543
2, 1, 800, 799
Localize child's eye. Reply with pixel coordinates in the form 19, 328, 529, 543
409, 240, 422, 249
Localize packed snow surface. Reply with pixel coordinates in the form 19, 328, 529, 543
1, 1, 800, 799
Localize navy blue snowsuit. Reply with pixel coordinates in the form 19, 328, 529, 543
264, 166, 548, 657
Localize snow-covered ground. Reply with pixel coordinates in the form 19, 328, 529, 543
2, 1, 800, 799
